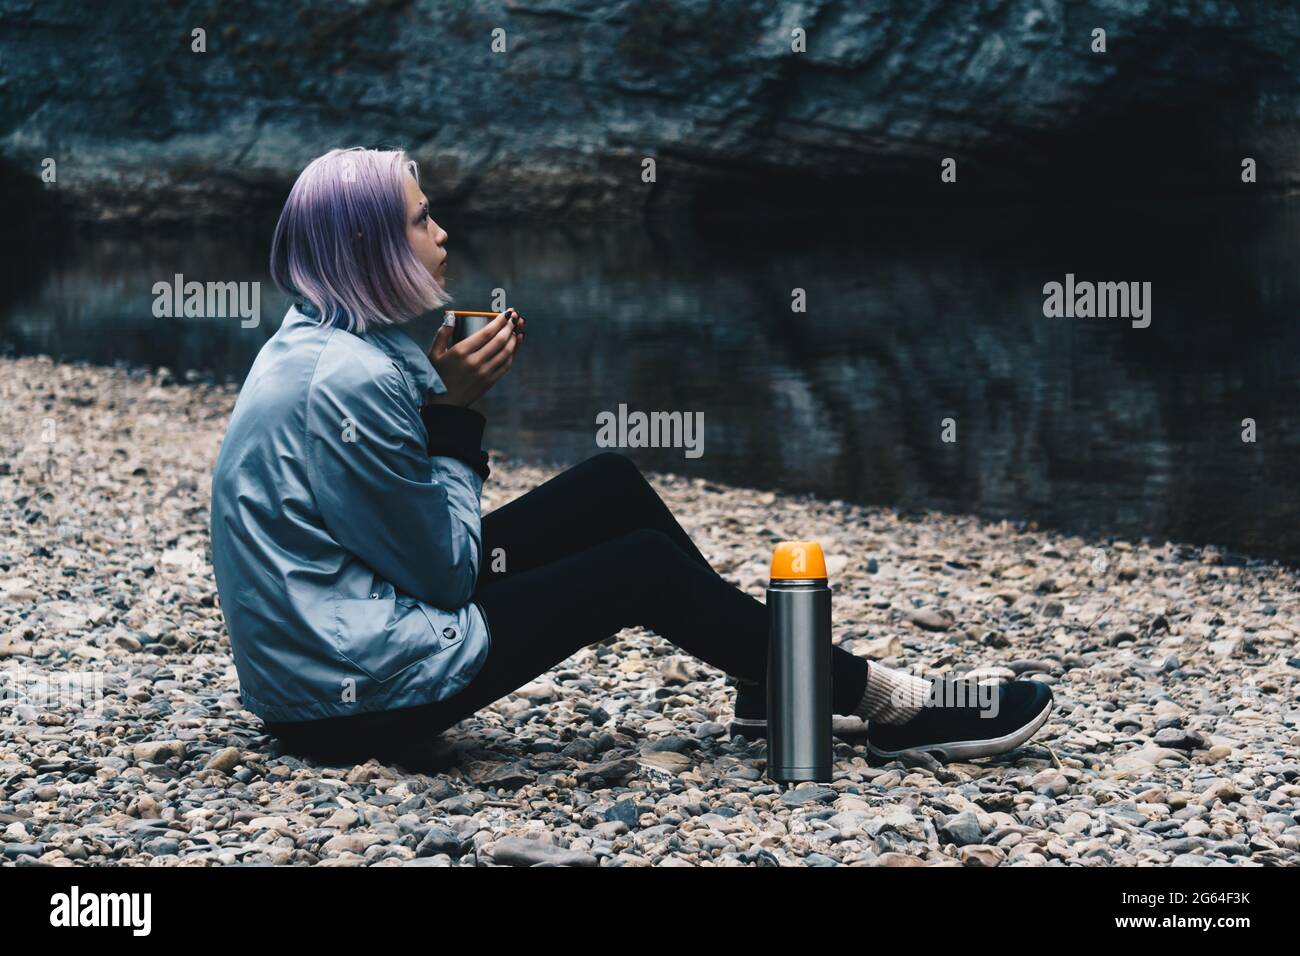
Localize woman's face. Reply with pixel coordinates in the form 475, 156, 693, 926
403, 172, 449, 284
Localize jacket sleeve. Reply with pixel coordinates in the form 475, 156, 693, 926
305, 365, 482, 609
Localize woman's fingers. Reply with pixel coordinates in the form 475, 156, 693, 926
427, 322, 454, 361
437, 309, 521, 403
480, 336, 518, 381
468, 312, 517, 366
475, 325, 520, 374
479, 328, 519, 378
458, 310, 513, 355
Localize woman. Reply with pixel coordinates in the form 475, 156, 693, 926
210, 147, 1054, 770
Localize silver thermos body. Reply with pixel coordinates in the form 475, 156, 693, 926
766, 541, 833, 784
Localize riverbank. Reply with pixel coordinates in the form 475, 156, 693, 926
1, 356, 1298, 866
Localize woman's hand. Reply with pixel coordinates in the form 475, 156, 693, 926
426, 309, 524, 407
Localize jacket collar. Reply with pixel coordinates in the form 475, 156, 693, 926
293, 300, 448, 403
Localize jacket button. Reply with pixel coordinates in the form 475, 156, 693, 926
442, 626, 456, 639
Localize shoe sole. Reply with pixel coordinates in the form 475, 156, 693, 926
867, 698, 1053, 762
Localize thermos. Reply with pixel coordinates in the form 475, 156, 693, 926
766, 540, 833, 784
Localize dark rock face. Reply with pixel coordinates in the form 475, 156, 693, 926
2, 0, 1299, 222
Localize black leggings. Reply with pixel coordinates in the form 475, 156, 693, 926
267, 453, 870, 763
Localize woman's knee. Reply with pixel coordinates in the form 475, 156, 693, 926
584, 450, 645, 486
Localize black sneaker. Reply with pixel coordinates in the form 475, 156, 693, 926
868, 679, 1053, 762
728, 679, 767, 739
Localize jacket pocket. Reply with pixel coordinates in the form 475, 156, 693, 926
333, 593, 443, 684
405, 597, 466, 653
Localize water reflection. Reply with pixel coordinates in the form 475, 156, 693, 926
2, 198, 1297, 561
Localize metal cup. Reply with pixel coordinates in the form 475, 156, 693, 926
449, 311, 492, 345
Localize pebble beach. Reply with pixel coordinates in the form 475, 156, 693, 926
2, 356, 1298, 867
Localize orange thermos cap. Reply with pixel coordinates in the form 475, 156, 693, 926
769, 541, 828, 580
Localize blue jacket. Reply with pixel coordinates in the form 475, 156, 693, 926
210, 304, 491, 723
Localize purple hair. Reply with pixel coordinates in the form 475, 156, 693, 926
270, 148, 451, 334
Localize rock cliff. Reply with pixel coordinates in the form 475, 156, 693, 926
3, 0, 1299, 222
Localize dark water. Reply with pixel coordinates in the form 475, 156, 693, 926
2, 198, 1298, 562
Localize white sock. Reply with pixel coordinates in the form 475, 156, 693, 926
852, 662, 931, 725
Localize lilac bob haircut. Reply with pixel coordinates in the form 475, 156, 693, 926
270, 147, 451, 334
